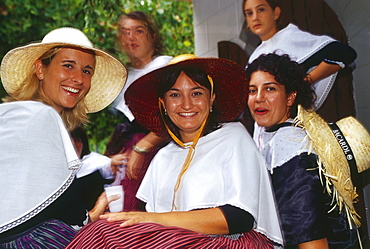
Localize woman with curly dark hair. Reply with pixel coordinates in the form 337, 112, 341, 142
245, 53, 360, 249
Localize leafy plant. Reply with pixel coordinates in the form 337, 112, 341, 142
0, 0, 194, 152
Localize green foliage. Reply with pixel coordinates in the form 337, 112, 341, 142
0, 0, 194, 153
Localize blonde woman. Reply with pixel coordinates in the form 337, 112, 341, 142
0, 27, 126, 248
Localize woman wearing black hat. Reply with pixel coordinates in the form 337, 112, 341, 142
66, 55, 283, 248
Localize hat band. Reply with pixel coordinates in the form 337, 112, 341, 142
328, 122, 360, 185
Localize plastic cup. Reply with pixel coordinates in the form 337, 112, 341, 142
104, 185, 124, 212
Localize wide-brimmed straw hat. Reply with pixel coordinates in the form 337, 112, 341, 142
124, 54, 248, 135
295, 105, 370, 227
1, 27, 127, 113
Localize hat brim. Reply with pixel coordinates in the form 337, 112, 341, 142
124, 57, 248, 135
1, 42, 127, 113
295, 105, 366, 226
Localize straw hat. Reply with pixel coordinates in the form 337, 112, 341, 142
124, 54, 249, 135
1, 27, 127, 113
295, 105, 370, 226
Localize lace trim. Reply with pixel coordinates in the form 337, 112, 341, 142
0, 170, 78, 233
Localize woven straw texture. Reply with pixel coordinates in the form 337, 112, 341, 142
1, 27, 127, 113
336, 117, 370, 173
294, 105, 370, 227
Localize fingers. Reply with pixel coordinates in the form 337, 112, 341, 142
107, 194, 121, 203
100, 212, 148, 228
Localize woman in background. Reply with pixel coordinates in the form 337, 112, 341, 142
242, 0, 357, 123
108, 11, 172, 211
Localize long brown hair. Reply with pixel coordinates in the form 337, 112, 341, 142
117, 11, 165, 59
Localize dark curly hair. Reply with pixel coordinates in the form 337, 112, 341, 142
245, 52, 316, 118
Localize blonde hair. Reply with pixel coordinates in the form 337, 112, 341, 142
2, 46, 89, 131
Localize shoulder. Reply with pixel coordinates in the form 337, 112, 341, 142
211, 122, 252, 141
203, 122, 255, 150
150, 55, 173, 67
0, 101, 58, 120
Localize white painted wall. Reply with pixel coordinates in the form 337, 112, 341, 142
193, 0, 370, 241
193, 0, 370, 131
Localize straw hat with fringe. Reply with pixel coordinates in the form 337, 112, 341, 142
294, 105, 370, 227
1, 27, 127, 113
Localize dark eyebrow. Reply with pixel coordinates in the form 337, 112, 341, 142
249, 82, 279, 88
62, 60, 94, 70
169, 86, 206, 91
62, 60, 76, 64
245, 4, 266, 11
122, 25, 146, 31
84, 65, 94, 70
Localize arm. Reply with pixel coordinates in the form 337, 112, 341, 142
298, 238, 329, 249
126, 132, 169, 179
306, 61, 341, 84
302, 41, 357, 84
100, 207, 229, 235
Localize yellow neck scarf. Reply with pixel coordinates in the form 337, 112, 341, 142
159, 75, 214, 210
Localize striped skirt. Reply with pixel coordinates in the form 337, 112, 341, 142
0, 219, 77, 249
66, 220, 274, 249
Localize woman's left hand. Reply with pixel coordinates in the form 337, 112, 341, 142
100, 211, 162, 227
88, 192, 120, 222
100, 208, 229, 235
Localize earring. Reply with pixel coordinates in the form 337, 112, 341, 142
210, 108, 213, 113
164, 109, 168, 115
38, 74, 43, 80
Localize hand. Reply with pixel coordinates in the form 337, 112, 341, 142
100, 211, 162, 227
110, 153, 127, 175
88, 192, 121, 222
125, 149, 145, 180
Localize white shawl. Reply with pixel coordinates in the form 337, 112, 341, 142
248, 24, 337, 110
253, 120, 311, 173
137, 122, 283, 245
0, 101, 81, 233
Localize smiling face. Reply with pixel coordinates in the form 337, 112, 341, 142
118, 17, 155, 67
35, 47, 95, 113
244, 0, 280, 41
248, 70, 296, 129
161, 71, 215, 143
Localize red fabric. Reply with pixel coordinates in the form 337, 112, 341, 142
116, 132, 159, 212
66, 220, 274, 249
122, 147, 158, 212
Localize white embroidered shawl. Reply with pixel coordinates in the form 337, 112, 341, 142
0, 101, 81, 233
